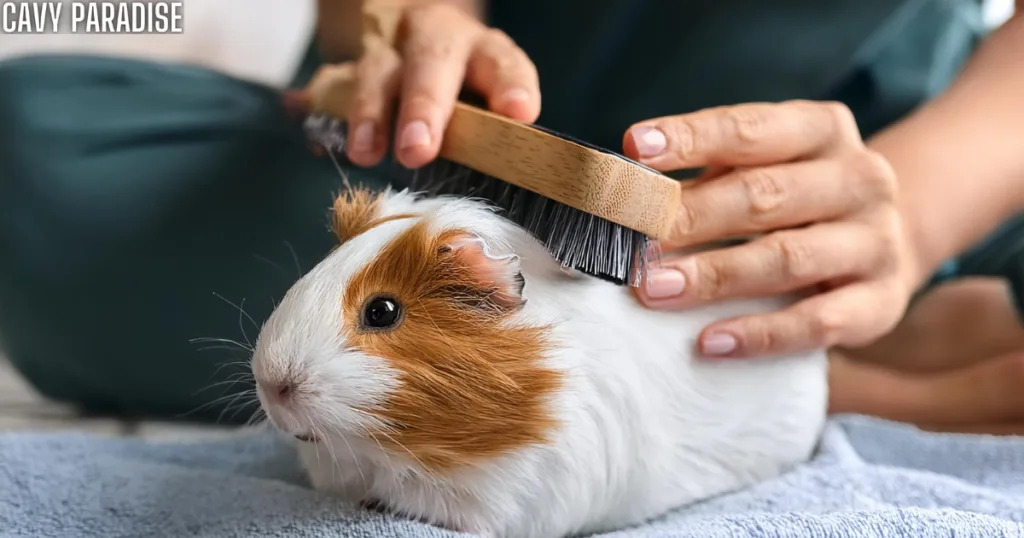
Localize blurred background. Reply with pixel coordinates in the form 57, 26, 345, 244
0, 0, 321, 440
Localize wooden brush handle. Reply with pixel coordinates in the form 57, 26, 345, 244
300, 3, 683, 240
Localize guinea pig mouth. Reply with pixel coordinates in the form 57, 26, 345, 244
294, 433, 320, 443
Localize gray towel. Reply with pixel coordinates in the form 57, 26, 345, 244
2, 414, 1023, 537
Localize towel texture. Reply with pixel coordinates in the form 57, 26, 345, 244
2, 415, 1023, 538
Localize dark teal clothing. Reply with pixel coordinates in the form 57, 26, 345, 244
0, 0, 1000, 422
490, 0, 983, 146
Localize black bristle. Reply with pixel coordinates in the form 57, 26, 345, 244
299, 113, 655, 286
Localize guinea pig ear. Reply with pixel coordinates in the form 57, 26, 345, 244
438, 232, 526, 313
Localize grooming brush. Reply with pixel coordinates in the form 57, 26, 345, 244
286, 7, 684, 286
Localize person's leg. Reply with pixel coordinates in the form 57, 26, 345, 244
830, 216, 1024, 436
0, 52, 389, 423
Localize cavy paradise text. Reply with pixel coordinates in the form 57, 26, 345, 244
2, 1, 183, 34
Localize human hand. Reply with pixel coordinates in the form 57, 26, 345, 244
624, 101, 917, 359
342, 2, 541, 170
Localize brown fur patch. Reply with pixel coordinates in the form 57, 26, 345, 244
342, 221, 562, 472
332, 187, 381, 244
331, 188, 418, 244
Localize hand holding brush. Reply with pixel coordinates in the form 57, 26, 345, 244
294, 0, 917, 361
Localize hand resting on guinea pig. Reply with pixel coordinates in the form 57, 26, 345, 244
250, 187, 829, 538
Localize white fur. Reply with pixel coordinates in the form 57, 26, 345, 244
251, 189, 829, 538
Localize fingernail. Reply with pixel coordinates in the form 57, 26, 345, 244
701, 332, 738, 356
398, 120, 431, 150
350, 121, 375, 153
496, 88, 530, 108
632, 126, 666, 158
644, 268, 686, 298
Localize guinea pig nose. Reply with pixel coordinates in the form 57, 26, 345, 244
263, 381, 296, 401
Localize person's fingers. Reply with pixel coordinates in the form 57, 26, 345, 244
622, 100, 862, 171
656, 157, 897, 250
464, 28, 541, 123
345, 49, 403, 167
828, 351, 1024, 427
394, 4, 481, 169
637, 222, 895, 309
693, 280, 905, 358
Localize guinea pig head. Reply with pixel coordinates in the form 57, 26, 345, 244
251, 189, 563, 472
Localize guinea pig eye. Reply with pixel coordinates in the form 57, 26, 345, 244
362, 296, 402, 330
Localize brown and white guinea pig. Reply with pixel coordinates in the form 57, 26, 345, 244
251, 187, 829, 538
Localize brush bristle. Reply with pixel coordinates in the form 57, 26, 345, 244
300, 112, 653, 286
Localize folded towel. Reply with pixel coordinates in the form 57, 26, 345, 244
2, 414, 1023, 538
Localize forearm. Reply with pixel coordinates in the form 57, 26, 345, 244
868, 11, 1024, 288
316, 0, 485, 61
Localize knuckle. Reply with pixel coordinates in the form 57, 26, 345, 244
725, 107, 769, 145
821, 100, 860, 137
482, 27, 516, 48
692, 257, 727, 300
351, 92, 381, 118
858, 149, 898, 201
478, 50, 516, 78
743, 318, 779, 355
403, 3, 481, 48
874, 212, 904, 259
772, 235, 819, 281
472, 30, 539, 96
400, 92, 445, 123
668, 199, 703, 243
404, 37, 457, 63
737, 167, 787, 217
406, 2, 460, 24
476, 43, 523, 77
811, 305, 845, 346
872, 235, 901, 275
666, 119, 697, 161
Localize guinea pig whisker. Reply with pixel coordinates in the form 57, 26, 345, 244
188, 336, 254, 353
188, 368, 254, 399
174, 388, 258, 424
211, 292, 260, 347
222, 395, 261, 424
251, 241, 304, 283
364, 430, 397, 479
245, 408, 268, 428
200, 376, 254, 393
311, 423, 342, 486
283, 240, 303, 280
194, 344, 248, 354
366, 425, 435, 481
209, 362, 256, 382
216, 390, 261, 425
319, 409, 369, 490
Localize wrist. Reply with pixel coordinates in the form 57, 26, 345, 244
893, 200, 937, 294
867, 124, 1024, 293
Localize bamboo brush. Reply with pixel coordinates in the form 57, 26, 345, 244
287, 3, 684, 285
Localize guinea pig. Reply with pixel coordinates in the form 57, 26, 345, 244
250, 187, 829, 538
